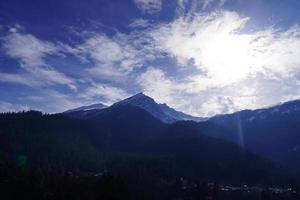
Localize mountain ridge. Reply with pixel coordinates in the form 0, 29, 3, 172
64, 103, 107, 113
197, 99, 300, 170
65, 92, 204, 123
0, 107, 286, 184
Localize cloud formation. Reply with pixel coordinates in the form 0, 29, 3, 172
80, 82, 130, 105
202, 0, 227, 9
133, 0, 162, 14
137, 67, 174, 104
76, 33, 141, 79
0, 101, 29, 113
2, 5, 300, 117
135, 10, 300, 116
1, 30, 76, 90
152, 11, 300, 84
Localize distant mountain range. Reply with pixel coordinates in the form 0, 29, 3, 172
65, 93, 204, 123
0, 107, 286, 185
65, 93, 300, 171
200, 99, 300, 171
1, 93, 300, 186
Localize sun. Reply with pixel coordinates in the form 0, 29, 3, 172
200, 31, 256, 84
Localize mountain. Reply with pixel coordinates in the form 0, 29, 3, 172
64, 93, 203, 123
0, 108, 285, 185
198, 99, 300, 170
62, 94, 300, 171
113, 93, 204, 123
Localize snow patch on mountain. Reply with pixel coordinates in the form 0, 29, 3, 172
64, 103, 107, 113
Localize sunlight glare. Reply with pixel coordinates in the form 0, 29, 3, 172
200, 32, 255, 84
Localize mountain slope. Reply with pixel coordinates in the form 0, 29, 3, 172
0, 109, 285, 184
64, 93, 203, 123
64, 103, 107, 119
134, 121, 284, 184
199, 99, 300, 170
65, 103, 107, 113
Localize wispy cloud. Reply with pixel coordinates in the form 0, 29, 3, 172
2, 7, 300, 117
150, 11, 300, 86
137, 67, 192, 114
74, 33, 141, 79
1, 29, 76, 90
0, 72, 39, 86
18, 84, 130, 113
137, 67, 174, 104
131, 10, 300, 116
175, 0, 227, 14
133, 0, 162, 14
3, 32, 59, 67
69, 29, 160, 82
80, 82, 130, 105
19, 89, 86, 113
0, 101, 29, 113
202, 0, 227, 9
129, 19, 151, 28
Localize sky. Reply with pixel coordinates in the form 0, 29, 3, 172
1, 0, 300, 117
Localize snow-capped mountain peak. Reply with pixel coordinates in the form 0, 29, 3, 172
113, 93, 204, 123
63, 93, 204, 123
114, 92, 156, 108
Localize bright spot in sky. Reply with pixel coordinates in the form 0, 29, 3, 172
154, 10, 300, 96
201, 32, 254, 82
149, 10, 300, 116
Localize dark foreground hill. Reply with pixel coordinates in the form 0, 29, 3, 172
0, 108, 298, 199
0, 108, 287, 181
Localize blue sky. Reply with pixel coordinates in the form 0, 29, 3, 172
1, 0, 300, 117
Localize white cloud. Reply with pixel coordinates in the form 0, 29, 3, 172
14, 83, 130, 113
200, 96, 234, 116
150, 11, 300, 87
202, 0, 227, 9
3, 9, 300, 117
18, 84, 130, 113
75, 33, 144, 79
202, 0, 214, 9
129, 19, 151, 28
80, 83, 130, 105
19, 89, 87, 113
0, 101, 29, 113
0, 72, 39, 86
1, 31, 76, 90
3, 32, 59, 67
54, 9, 300, 118
133, 0, 162, 14
137, 67, 194, 114
150, 11, 250, 86
137, 67, 173, 103
134, 10, 300, 116
175, 0, 200, 17
136, 68, 256, 116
